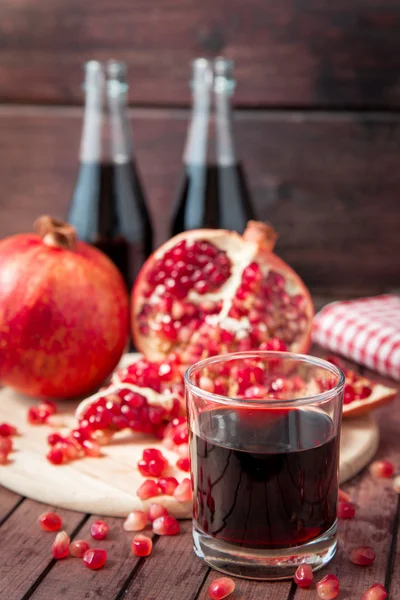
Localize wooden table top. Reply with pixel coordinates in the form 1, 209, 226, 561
0, 355, 399, 600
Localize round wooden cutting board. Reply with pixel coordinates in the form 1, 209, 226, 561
0, 354, 379, 518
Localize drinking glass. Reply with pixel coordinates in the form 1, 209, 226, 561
185, 351, 344, 580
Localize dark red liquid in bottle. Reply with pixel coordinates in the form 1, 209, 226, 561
190, 407, 338, 549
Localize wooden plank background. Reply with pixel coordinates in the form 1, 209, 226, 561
0, 0, 399, 295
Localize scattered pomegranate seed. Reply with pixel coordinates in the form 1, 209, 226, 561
39, 512, 63, 532
0, 436, 13, 455
83, 548, 107, 570
393, 475, 400, 493
157, 476, 179, 495
176, 456, 190, 472
361, 583, 387, 599
47, 432, 64, 446
27, 405, 52, 425
70, 539, 90, 558
316, 574, 339, 599
138, 448, 169, 477
123, 510, 148, 531
338, 501, 356, 519
338, 488, 352, 502
0, 423, 17, 437
90, 520, 109, 540
132, 534, 153, 557
82, 439, 102, 457
152, 515, 180, 536
51, 531, 70, 559
350, 546, 376, 566
174, 478, 193, 503
148, 503, 169, 522
208, 576, 236, 599
294, 564, 314, 588
369, 460, 395, 479
46, 446, 65, 465
137, 479, 162, 500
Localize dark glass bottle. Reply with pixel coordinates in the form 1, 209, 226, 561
67, 60, 153, 288
171, 57, 254, 236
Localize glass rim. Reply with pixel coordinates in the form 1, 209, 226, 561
184, 350, 345, 407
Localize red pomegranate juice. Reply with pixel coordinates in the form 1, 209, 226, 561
190, 407, 339, 549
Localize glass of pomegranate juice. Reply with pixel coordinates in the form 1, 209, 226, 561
185, 351, 344, 580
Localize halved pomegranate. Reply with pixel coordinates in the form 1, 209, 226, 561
132, 221, 314, 362
326, 357, 397, 418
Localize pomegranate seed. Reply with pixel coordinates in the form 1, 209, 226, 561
176, 457, 190, 472
358, 385, 372, 399
294, 564, 314, 588
27, 405, 51, 425
47, 432, 64, 446
51, 531, 70, 559
0, 452, 9, 465
316, 574, 339, 599
177, 443, 189, 458
157, 476, 179, 495
0, 436, 13, 454
361, 583, 387, 600
148, 503, 169, 522
46, 447, 65, 465
138, 448, 169, 477
70, 539, 90, 558
0, 423, 17, 437
42, 401, 57, 415
343, 384, 356, 404
369, 460, 395, 478
152, 515, 180, 536
82, 439, 102, 457
350, 546, 376, 566
90, 520, 109, 540
393, 475, 400, 493
208, 577, 236, 599
174, 478, 192, 503
137, 479, 162, 500
83, 548, 107, 570
338, 501, 356, 519
123, 510, 148, 531
132, 534, 153, 557
39, 512, 62, 532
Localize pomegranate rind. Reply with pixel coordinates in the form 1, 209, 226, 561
131, 221, 314, 361
342, 383, 397, 418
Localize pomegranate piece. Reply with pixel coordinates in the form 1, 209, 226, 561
51, 531, 70, 559
361, 583, 387, 600
137, 479, 162, 500
176, 457, 190, 472
350, 546, 376, 566
0, 423, 17, 437
132, 534, 153, 557
70, 539, 90, 558
148, 503, 169, 522
316, 574, 339, 599
174, 478, 193, 503
132, 221, 314, 363
39, 512, 63, 532
369, 460, 395, 479
338, 501, 356, 519
294, 564, 314, 588
152, 515, 180, 536
157, 476, 179, 496
138, 448, 169, 477
83, 548, 107, 570
124, 510, 148, 531
208, 577, 236, 599
90, 520, 109, 540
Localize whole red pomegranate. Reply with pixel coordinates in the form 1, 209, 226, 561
132, 221, 314, 362
0, 216, 129, 399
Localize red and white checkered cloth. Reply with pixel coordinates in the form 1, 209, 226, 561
312, 294, 400, 381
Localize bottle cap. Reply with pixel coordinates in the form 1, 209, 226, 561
83, 61, 104, 90
191, 58, 213, 89
213, 56, 235, 94
106, 60, 128, 95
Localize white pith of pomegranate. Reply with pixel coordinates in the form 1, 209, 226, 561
325, 357, 397, 418
132, 221, 314, 362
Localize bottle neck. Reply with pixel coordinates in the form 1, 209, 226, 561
215, 82, 237, 167
183, 76, 212, 166
79, 69, 104, 164
107, 80, 133, 164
